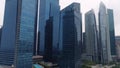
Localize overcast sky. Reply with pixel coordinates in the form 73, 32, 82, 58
0, 0, 120, 36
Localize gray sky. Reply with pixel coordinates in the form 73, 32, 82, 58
0, 0, 5, 27
0, 0, 120, 36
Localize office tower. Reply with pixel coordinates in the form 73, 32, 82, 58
82, 32, 86, 54
115, 36, 120, 61
0, 27, 2, 45
0, 0, 17, 65
107, 9, 116, 57
44, 17, 53, 62
80, 32, 87, 61
60, 3, 82, 68
99, 2, 112, 64
14, 0, 37, 67
85, 9, 98, 63
0, 0, 37, 68
39, 0, 60, 57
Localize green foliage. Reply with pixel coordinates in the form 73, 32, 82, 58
112, 64, 120, 68
108, 61, 116, 65
81, 64, 91, 68
82, 60, 96, 65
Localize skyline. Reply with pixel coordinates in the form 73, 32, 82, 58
0, 0, 119, 67
0, 0, 120, 36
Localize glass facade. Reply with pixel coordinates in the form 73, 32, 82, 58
39, 0, 60, 57
0, 28, 2, 45
60, 3, 82, 68
0, 0, 37, 67
85, 10, 99, 63
15, 0, 37, 68
107, 9, 116, 56
99, 2, 112, 64
0, 0, 18, 65
44, 17, 53, 62
82, 32, 86, 54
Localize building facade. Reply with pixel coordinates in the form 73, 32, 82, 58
85, 9, 99, 63
107, 9, 116, 57
98, 2, 112, 64
60, 3, 82, 68
0, 0, 37, 68
82, 32, 86, 54
0, 0, 18, 65
0, 27, 2, 45
44, 17, 53, 62
116, 36, 120, 61
38, 0, 60, 57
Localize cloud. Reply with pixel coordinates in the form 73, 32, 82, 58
0, 0, 5, 26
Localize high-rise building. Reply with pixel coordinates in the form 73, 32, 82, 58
0, 27, 2, 45
115, 36, 120, 61
85, 9, 98, 63
38, 0, 60, 57
60, 3, 82, 68
0, 0, 37, 68
82, 32, 86, 54
107, 9, 116, 57
0, 0, 18, 65
44, 17, 53, 62
98, 2, 112, 64
80, 32, 87, 62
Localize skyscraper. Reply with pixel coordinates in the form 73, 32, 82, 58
38, 0, 60, 56
44, 17, 53, 62
0, 0, 18, 65
85, 9, 98, 63
115, 36, 120, 61
99, 2, 112, 64
107, 9, 116, 57
60, 3, 82, 68
82, 32, 86, 54
0, 27, 2, 45
0, 0, 37, 68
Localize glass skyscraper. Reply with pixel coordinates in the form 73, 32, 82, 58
0, 0, 37, 68
0, 0, 18, 65
0, 27, 2, 45
44, 17, 53, 62
38, 0, 60, 56
85, 9, 99, 63
38, 0, 60, 64
107, 9, 116, 57
99, 2, 112, 64
60, 3, 82, 68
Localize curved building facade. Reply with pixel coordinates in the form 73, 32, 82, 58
85, 9, 99, 63
98, 2, 112, 64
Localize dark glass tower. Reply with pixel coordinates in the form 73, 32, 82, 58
38, 0, 60, 57
0, 0, 37, 68
85, 9, 99, 63
0, 27, 2, 45
82, 32, 86, 54
44, 17, 53, 62
60, 3, 82, 68
107, 9, 116, 56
